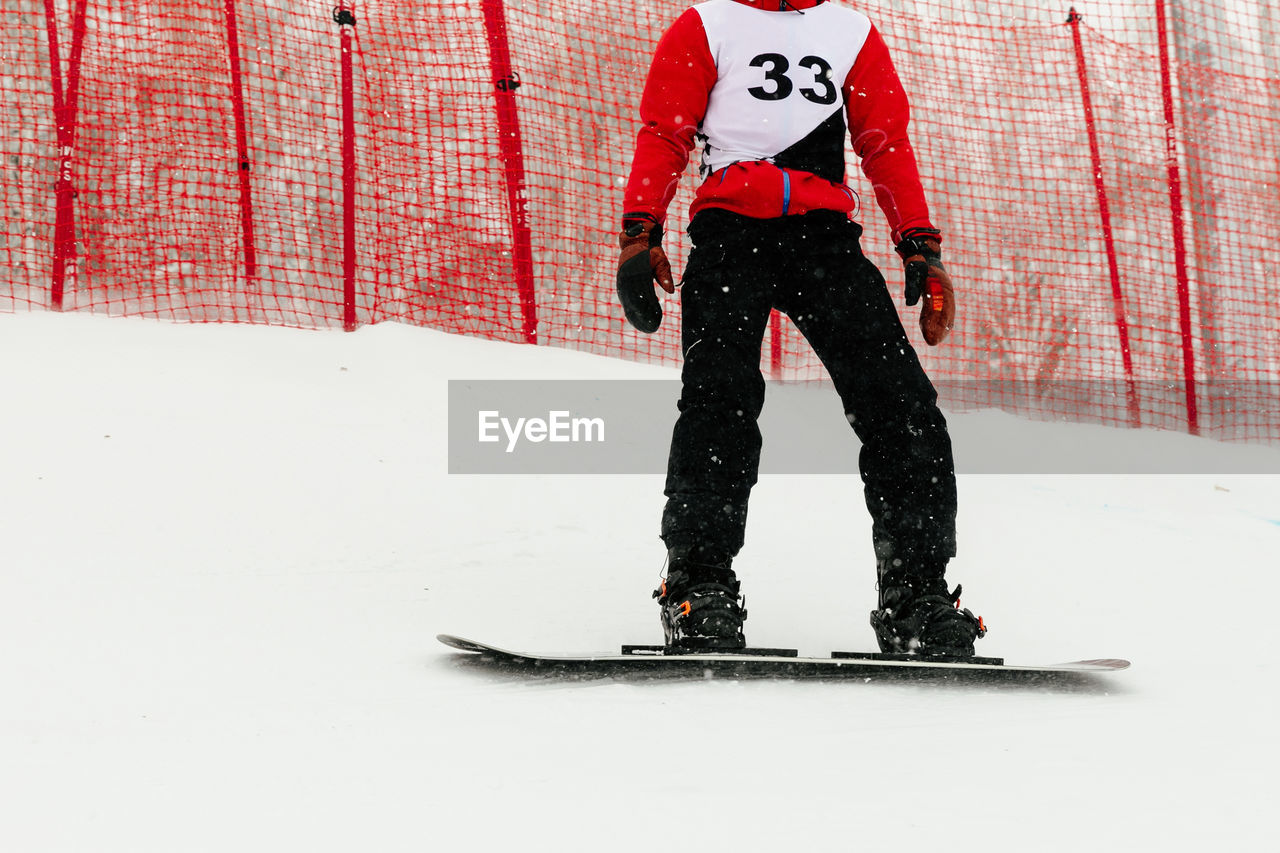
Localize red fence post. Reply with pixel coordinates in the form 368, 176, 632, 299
769, 310, 782, 379
224, 0, 257, 283
335, 3, 358, 331
1066, 9, 1140, 428
41, 0, 88, 312
481, 0, 539, 344
1153, 0, 1200, 435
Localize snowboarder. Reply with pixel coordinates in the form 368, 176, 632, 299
616, 0, 985, 655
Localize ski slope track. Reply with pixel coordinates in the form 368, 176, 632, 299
2, 312, 1277, 852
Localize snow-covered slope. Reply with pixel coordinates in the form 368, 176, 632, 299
2, 312, 1277, 851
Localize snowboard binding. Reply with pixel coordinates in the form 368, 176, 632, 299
654, 567, 747, 652
870, 579, 986, 657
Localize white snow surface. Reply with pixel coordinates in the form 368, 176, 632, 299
2, 311, 1278, 851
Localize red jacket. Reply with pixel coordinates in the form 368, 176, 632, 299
623, 0, 937, 244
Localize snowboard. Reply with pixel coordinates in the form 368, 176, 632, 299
437, 634, 1129, 680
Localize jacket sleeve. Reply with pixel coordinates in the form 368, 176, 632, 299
622, 9, 718, 225
843, 25, 938, 244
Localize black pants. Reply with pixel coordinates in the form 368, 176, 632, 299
661, 209, 957, 577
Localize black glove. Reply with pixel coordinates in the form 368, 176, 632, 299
896, 230, 955, 346
616, 217, 674, 333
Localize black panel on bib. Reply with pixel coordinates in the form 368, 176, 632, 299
772, 107, 847, 182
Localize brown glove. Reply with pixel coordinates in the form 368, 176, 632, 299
617, 217, 674, 333
896, 231, 955, 346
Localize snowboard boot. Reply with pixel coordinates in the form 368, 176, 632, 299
654, 558, 746, 653
870, 562, 986, 657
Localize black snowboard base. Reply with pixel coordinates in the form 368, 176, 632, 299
438, 634, 1129, 681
